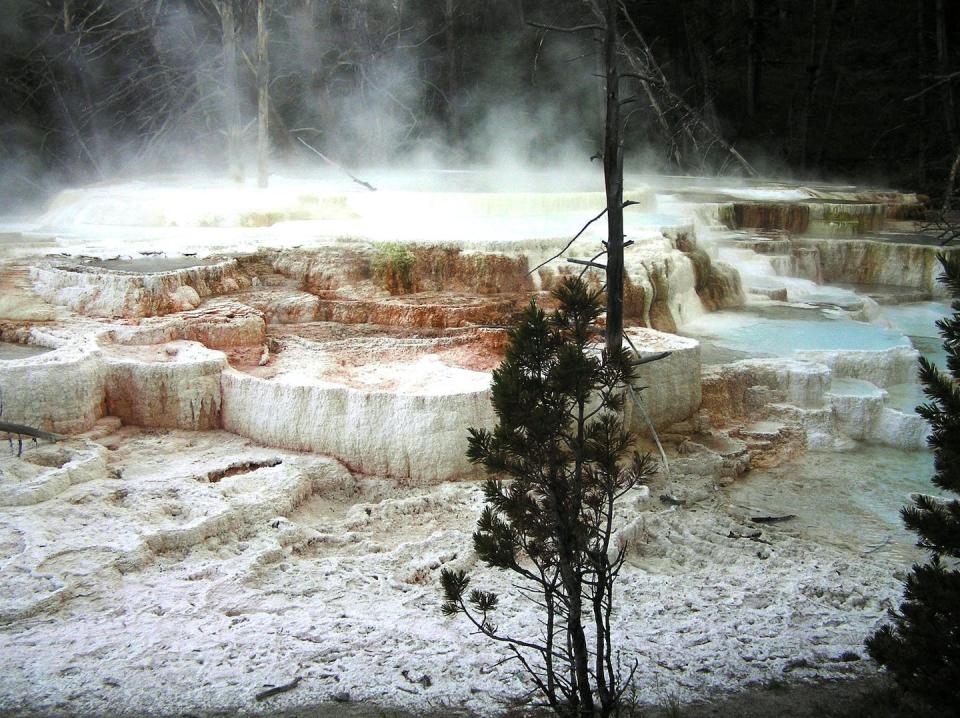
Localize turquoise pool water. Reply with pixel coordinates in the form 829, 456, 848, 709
684, 311, 911, 357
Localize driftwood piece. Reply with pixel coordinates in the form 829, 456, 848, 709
750, 514, 797, 524
1, 422, 63, 443
728, 529, 772, 545
254, 676, 301, 701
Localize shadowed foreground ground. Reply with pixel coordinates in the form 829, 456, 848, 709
7, 674, 949, 718
277, 676, 952, 717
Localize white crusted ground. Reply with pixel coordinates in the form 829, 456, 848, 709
0, 428, 905, 717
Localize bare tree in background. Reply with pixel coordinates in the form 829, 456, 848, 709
219, 0, 243, 182
257, 0, 270, 187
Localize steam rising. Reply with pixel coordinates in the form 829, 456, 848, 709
0, 0, 659, 211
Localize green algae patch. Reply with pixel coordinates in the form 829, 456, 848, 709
372, 242, 417, 294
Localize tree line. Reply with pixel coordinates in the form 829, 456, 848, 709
1, 1, 958, 205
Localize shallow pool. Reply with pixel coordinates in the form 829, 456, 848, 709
727, 446, 938, 562
683, 311, 911, 357
0, 342, 52, 360
881, 301, 951, 371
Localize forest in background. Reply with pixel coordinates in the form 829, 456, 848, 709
1, 0, 958, 208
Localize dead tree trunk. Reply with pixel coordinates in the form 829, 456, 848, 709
445, 0, 459, 139
604, 0, 624, 359
917, 0, 928, 186
220, 0, 243, 182
800, 0, 837, 173
945, 145, 960, 211
936, 0, 958, 149
256, 0, 270, 188
745, 0, 762, 121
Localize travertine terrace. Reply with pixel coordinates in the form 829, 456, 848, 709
0, 174, 955, 716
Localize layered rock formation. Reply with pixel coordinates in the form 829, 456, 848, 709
3, 178, 943, 485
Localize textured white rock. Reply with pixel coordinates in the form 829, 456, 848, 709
624, 329, 701, 430
233, 289, 320, 324
102, 341, 227, 431
794, 239, 960, 297
620, 228, 743, 332
826, 382, 929, 449
31, 259, 249, 318
873, 408, 930, 450
0, 429, 909, 718
702, 358, 832, 421
1, 332, 232, 434
220, 368, 494, 483
796, 346, 919, 388
0, 442, 107, 506
0, 339, 105, 433
630, 248, 705, 330
113, 300, 266, 349
826, 381, 888, 442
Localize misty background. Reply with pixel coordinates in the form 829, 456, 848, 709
1, 0, 958, 210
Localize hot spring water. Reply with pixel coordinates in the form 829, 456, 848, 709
684, 230, 951, 556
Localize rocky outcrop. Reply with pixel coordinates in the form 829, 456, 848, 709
625, 329, 702, 430
0, 442, 108, 506
1, 331, 231, 434
792, 239, 960, 296
30, 259, 253, 318
699, 353, 929, 451
673, 230, 745, 314
111, 300, 266, 348
102, 341, 227, 431
0, 338, 105, 434
701, 359, 831, 423
795, 346, 919, 387
621, 229, 744, 332
826, 382, 929, 450
719, 199, 891, 237
720, 203, 811, 234
219, 368, 494, 483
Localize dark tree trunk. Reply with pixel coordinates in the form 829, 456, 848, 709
918, 0, 928, 186
604, 0, 624, 359
745, 0, 763, 120
936, 0, 958, 148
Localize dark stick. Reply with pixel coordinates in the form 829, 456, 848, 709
0, 422, 63, 443
567, 258, 607, 269
750, 514, 797, 524
528, 201, 640, 277
528, 208, 608, 276
296, 137, 377, 192
255, 676, 301, 701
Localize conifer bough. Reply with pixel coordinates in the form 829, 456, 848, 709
866, 254, 960, 708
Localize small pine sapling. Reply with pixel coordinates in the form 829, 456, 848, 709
440, 277, 656, 718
